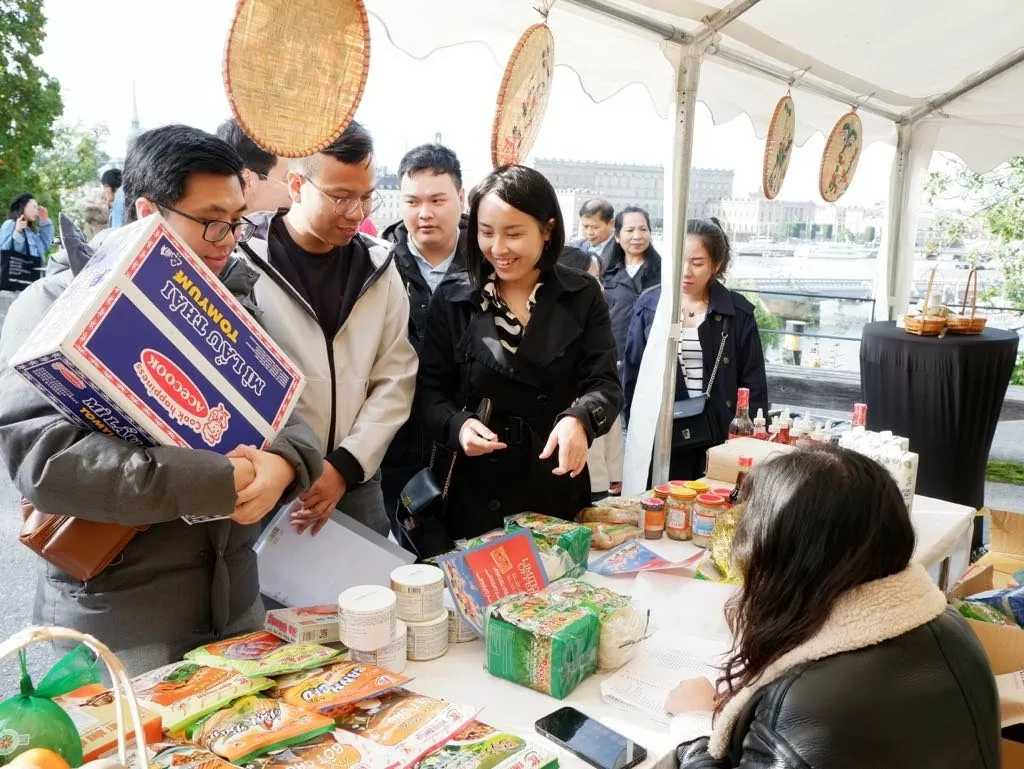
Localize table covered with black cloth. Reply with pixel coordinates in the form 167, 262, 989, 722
860, 321, 1018, 546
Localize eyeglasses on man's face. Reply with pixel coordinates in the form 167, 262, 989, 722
161, 204, 257, 244
302, 176, 384, 217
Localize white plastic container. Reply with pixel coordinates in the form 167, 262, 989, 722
351, 620, 408, 673
405, 611, 449, 661
338, 585, 397, 652
390, 564, 445, 623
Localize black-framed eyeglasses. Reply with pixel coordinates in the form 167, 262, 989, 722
161, 204, 257, 244
302, 176, 384, 217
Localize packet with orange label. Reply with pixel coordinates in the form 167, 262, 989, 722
275, 663, 410, 714
132, 662, 273, 733
242, 732, 393, 769
54, 684, 163, 762
184, 631, 340, 678
188, 696, 334, 765
149, 743, 237, 769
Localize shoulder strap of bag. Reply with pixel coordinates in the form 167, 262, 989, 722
428, 443, 458, 500
703, 317, 730, 397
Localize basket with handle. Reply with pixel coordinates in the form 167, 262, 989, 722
904, 268, 947, 336
946, 267, 987, 334
0, 627, 148, 769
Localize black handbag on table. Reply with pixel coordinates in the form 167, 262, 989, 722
672, 317, 730, 451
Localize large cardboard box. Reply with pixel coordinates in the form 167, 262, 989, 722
10, 216, 304, 452
704, 437, 794, 484
949, 513, 1024, 768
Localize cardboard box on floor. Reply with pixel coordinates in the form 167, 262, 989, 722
948, 508, 1024, 767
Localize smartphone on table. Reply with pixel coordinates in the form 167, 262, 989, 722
535, 706, 647, 769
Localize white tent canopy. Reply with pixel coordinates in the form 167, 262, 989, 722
365, 0, 1024, 490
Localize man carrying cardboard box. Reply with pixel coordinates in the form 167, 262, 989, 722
0, 125, 323, 675
239, 121, 417, 538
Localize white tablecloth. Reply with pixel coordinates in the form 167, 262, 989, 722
403, 493, 976, 769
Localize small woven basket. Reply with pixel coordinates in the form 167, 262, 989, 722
0, 627, 148, 769
905, 268, 946, 336
946, 267, 987, 334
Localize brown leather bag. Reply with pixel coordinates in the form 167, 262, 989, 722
19, 499, 147, 581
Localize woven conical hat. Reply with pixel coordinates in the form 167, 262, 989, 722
491, 23, 555, 167
224, 0, 370, 158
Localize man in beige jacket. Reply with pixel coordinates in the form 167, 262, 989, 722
239, 121, 416, 537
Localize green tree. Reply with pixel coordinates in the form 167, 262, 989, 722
33, 122, 110, 220
0, 0, 63, 210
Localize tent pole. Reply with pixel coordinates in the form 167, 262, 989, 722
652, 46, 703, 486
879, 122, 911, 320
904, 47, 1024, 126
695, 0, 764, 44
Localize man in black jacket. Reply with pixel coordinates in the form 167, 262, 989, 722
380, 144, 467, 513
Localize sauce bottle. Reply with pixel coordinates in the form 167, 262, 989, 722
728, 388, 754, 440
752, 409, 769, 441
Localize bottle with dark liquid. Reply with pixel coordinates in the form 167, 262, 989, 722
728, 387, 754, 440
729, 455, 753, 506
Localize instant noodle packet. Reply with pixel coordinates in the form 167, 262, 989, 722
459, 529, 577, 580
504, 513, 591, 572
582, 522, 641, 550
188, 696, 334, 764
275, 663, 411, 714
415, 721, 557, 769
184, 631, 340, 678
132, 662, 273, 734
242, 732, 393, 769
54, 684, 163, 762
149, 743, 238, 769
328, 689, 477, 767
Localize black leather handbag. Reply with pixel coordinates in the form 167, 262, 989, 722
672, 318, 729, 451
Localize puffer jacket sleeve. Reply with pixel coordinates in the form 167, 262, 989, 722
557, 282, 623, 444
622, 291, 657, 423
417, 284, 472, 452
266, 411, 323, 503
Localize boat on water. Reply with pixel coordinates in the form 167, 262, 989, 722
794, 243, 877, 259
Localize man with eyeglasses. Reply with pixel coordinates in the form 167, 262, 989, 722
0, 124, 322, 674
239, 120, 416, 538
216, 118, 292, 215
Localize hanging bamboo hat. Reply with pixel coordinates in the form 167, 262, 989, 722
819, 110, 863, 202
224, 0, 371, 158
762, 93, 796, 200
491, 23, 556, 167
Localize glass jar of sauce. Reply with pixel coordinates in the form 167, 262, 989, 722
693, 494, 726, 548
666, 487, 696, 541
642, 497, 667, 540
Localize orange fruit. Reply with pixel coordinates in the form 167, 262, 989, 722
8, 748, 71, 769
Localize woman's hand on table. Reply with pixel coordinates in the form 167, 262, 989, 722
460, 418, 507, 457
666, 677, 718, 716
540, 416, 588, 478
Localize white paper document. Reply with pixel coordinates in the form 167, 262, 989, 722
254, 503, 414, 607
601, 631, 727, 730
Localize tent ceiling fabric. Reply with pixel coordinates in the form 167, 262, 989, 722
365, 0, 1024, 171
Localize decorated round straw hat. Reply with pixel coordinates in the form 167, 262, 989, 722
491, 23, 556, 168
224, 0, 371, 158
819, 110, 863, 203
762, 94, 796, 200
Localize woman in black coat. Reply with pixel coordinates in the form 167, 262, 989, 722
418, 166, 622, 539
601, 206, 661, 361
671, 446, 999, 769
623, 218, 767, 480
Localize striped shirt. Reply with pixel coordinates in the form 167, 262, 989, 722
678, 317, 705, 398
481, 275, 542, 354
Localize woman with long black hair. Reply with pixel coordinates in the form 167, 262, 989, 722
417, 165, 622, 539
672, 445, 998, 769
602, 206, 661, 362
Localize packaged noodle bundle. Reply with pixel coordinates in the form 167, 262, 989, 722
504, 513, 592, 573
540, 580, 648, 671
184, 631, 340, 678
955, 599, 1016, 626
484, 593, 599, 699
709, 502, 744, 584
242, 732, 390, 769
415, 721, 557, 769
328, 689, 477, 766
150, 744, 238, 769
54, 684, 164, 762
132, 662, 273, 734
577, 500, 641, 526
188, 696, 334, 764
582, 522, 641, 550
274, 662, 411, 714
965, 586, 1024, 626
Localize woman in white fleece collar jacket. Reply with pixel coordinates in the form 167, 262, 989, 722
674, 445, 999, 769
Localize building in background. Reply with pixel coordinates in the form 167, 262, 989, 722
533, 158, 734, 234
375, 169, 402, 231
